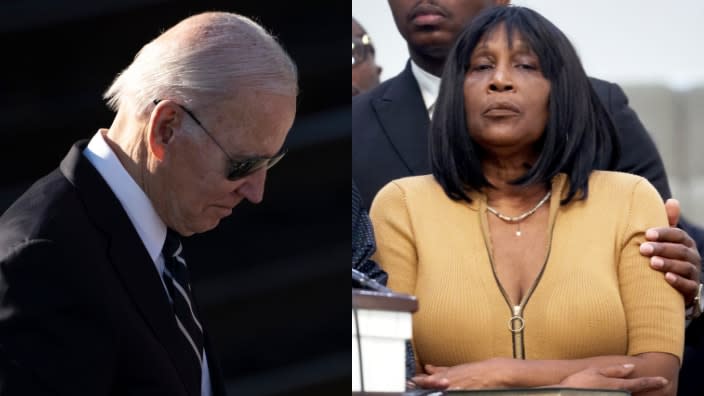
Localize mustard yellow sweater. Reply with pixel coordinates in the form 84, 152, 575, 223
370, 171, 684, 368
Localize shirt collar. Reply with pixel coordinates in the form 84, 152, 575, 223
410, 60, 441, 116
83, 130, 167, 264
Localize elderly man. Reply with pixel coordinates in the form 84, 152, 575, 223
0, 11, 296, 396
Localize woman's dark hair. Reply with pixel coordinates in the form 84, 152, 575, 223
430, 5, 619, 204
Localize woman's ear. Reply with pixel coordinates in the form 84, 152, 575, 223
147, 100, 181, 160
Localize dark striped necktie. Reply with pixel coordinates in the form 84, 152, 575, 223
162, 229, 204, 379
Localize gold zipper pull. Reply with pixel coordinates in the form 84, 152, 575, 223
509, 305, 525, 333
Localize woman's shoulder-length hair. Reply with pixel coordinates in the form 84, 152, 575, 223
430, 5, 620, 204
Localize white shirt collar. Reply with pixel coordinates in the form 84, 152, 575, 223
83, 130, 167, 264
410, 60, 441, 117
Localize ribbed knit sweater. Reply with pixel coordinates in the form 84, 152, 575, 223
370, 171, 684, 369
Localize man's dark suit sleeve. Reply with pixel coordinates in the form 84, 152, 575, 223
0, 239, 115, 395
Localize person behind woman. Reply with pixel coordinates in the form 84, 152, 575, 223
352, 17, 382, 97
370, 6, 683, 395
353, 179, 387, 285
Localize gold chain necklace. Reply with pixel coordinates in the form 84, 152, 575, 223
486, 191, 551, 236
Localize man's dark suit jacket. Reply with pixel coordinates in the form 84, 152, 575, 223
352, 61, 704, 395
0, 142, 226, 396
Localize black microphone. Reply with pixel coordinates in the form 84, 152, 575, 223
352, 268, 392, 293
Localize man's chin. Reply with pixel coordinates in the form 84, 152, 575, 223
187, 217, 223, 235
411, 35, 453, 57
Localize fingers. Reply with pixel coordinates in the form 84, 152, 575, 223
410, 375, 448, 389
664, 198, 681, 227
412, 365, 449, 389
642, 228, 702, 302
645, 245, 699, 302
590, 364, 668, 393
641, 240, 699, 267
595, 363, 665, 393
644, 227, 695, 248
562, 364, 668, 393
662, 270, 699, 304
618, 376, 669, 393
649, 255, 699, 282
597, 363, 635, 378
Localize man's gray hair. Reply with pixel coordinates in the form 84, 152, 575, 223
104, 12, 298, 117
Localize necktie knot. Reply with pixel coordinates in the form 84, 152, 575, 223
163, 229, 182, 259
162, 229, 189, 294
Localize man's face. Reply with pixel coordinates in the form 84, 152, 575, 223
387, 0, 499, 59
352, 19, 382, 96
154, 92, 296, 236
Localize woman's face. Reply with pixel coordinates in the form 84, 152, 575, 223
463, 25, 550, 157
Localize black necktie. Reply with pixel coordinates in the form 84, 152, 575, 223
162, 229, 204, 380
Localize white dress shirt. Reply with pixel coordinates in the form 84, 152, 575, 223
410, 60, 441, 119
83, 130, 213, 396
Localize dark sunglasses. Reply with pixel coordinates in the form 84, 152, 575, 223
153, 99, 286, 181
352, 34, 375, 66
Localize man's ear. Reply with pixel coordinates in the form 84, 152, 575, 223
148, 100, 181, 160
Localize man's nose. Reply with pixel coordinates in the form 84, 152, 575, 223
235, 168, 267, 204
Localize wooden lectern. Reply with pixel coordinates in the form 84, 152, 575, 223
352, 289, 418, 393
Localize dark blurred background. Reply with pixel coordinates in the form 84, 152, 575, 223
0, 1, 349, 395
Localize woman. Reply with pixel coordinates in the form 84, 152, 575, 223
370, 6, 683, 395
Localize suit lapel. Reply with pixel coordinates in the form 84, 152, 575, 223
60, 141, 201, 396
372, 62, 432, 175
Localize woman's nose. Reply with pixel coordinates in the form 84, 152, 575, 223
489, 66, 514, 92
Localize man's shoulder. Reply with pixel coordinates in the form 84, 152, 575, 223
352, 74, 407, 143
587, 76, 613, 89
587, 76, 630, 106
352, 65, 424, 141
353, 72, 405, 111
353, 62, 420, 112
0, 169, 83, 254
587, 76, 619, 97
